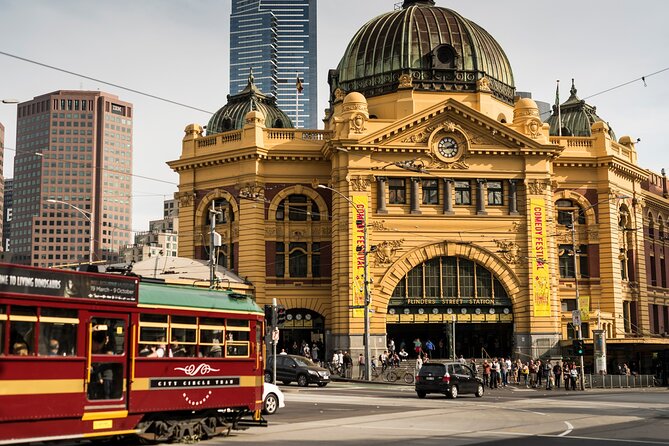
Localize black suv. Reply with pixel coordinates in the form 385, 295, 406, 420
265, 354, 330, 387
415, 361, 484, 399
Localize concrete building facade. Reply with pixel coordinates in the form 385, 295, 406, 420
11, 91, 132, 267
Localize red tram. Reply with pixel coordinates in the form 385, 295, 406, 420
0, 263, 266, 444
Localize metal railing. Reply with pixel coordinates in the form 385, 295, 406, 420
585, 374, 658, 389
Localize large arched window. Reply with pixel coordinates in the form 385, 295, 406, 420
276, 194, 321, 221
391, 256, 509, 302
271, 192, 327, 280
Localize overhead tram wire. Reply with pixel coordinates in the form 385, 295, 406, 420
0, 50, 214, 115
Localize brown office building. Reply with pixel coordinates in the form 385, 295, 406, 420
11, 91, 132, 267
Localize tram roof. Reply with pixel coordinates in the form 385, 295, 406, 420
138, 282, 262, 314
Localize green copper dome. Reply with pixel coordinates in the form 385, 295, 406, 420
546, 79, 616, 139
329, 0, 515, 104
207, 72, 293, 135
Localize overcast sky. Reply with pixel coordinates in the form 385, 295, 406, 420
1, 0, 668, 231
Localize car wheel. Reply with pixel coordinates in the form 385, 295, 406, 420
317, 382, 328, 387
263, 393, 279, 415
282, 380, 291, 386
417, 391, 426, 399
264, 372, 273, 383
475, 383, 484, 398
447, 385, 458, 399
297, 374, 309, 387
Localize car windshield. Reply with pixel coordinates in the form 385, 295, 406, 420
293, 356, 316, 367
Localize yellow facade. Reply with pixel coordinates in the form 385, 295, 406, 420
169, 2, 669, 373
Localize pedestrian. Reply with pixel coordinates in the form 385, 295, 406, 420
358, 353, 365, 379
413, 338, 422, 357
343, 351, 353, 378
311, 343, 319, 365
544, 360, 552, 390
489, 359, 499, 389
482, 360, 491, 388
569, 363, 579, 390
536, 359, 543, 387
388, 338, 395, 355
500, 357, 508, 387
553, 361, 562, 389
425, 339, 435, 359
415, 354, 423, 374
522, 362, 530, 387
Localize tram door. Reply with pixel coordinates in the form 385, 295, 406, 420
84, 313, 129, 411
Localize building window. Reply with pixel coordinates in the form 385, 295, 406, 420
454, 180, 471, 205
648, 214, 655, 239
388, 178, 406, 204
487, 181, 503, 205
276, 194, 320, 221
661, 256, 666, 288
289, 242, 308, 277
276, 242, 285, 277
556, 199, 585, 225
650, 254, 657, 286
559, 244, 575, 278
578, 245, 589, 278
422, 179, 439, 205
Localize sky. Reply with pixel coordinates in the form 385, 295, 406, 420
1, 0, 668, 233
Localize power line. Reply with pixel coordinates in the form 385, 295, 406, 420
0, 50, 214, 115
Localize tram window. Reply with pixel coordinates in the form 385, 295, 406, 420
39, 308, 78, 356
139, 313, 168, 348
91, 318, 125, 355
88, 362, 123, 400
226, 319, 250, 357
200, 317, 225, 358
9, 306, 37, 355
170, 316, 197, 357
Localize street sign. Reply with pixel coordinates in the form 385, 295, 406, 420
571, 309, 581, 328
272, 327, 280, 342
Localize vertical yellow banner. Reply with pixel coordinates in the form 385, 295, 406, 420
351, 194, 367, 318
530, 198, 551, 317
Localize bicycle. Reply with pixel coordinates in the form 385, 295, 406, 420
385, 368, 415, 384
325, 361, 343, 376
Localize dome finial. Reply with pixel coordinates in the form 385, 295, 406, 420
402, 0, 435, 8
570, 78, 577, 97
249, 67, 255, 85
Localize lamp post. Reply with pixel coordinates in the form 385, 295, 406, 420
46, 199, 94, 264
568, 195, 629, 388
317, 184, 371, 381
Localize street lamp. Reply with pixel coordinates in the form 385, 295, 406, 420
46, 199, 94, 264
317, 184, 372, 381
568, 195, 629, 388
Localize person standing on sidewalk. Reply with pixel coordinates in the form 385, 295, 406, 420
358, 353, 365, 379
553, 361, 562, 389
342, 351, 353, 378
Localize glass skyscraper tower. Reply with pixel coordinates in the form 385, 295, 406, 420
230, 0, 317, 129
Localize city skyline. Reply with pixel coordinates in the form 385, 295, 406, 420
1, 0, 668, 231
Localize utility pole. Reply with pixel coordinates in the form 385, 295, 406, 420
209, 201, 221, 288
272, 298, 278, 384
570, 211, 586, 391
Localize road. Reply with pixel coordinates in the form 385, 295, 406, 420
206, 382, 669, 445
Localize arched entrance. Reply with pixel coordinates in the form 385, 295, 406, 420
386, 255, 514, 359
277, 309, 325, 361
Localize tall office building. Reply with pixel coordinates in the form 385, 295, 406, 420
0, 122, 4, 248
11, 91, 132, 267
230, 0, 317, 128
3, 178, 12, 252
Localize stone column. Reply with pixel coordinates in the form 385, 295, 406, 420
443, 179, 454, 215
476, 179, 487, 215
376, 176, 388, 214
410, 177, 421, 214
508, 179, 519, 215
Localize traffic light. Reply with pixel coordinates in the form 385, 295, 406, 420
573, 339, 584, 356
264, 304, 273, 324
276, 306, 286, 326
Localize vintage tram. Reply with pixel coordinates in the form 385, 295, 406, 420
0, 263, 266, 444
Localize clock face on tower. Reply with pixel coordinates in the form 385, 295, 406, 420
438, 136, 459, 158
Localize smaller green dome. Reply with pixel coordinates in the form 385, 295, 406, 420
546, 79, 615, 139
207, 71, 293, 135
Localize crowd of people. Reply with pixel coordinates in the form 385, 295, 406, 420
470, 357, 583, 390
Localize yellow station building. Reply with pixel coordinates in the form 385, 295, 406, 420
169, 0, 669, 374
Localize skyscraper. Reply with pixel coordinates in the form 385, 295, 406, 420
230, 0, 317, 128
11, 91, 132, 267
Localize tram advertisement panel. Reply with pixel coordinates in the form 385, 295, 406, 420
0, 264, 138, 302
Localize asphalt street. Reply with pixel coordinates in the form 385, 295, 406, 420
204, 382, 669, 445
